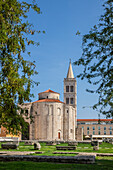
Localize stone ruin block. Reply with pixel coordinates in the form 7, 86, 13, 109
56, 146, 77, 150
34, 142, 41, 150
93, 146, 99, 151
46, 141, 56, 146
68, 142, 78, 146
24, 141, 33, 145
1, 143, 18, 150
56, 141, 61, 145
91, 141, 99, 147
108, 139, 113, 144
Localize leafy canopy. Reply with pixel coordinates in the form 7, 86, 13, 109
0, 0, 42, 134
75, 0, 113, 117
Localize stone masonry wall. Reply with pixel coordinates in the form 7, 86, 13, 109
76, 127, 83, 141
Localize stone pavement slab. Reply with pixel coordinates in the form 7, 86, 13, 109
53, 151, 113, 157
0, 151, 35, 155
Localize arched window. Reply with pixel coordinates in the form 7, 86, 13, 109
98, 131, 101, 135
57, 108, 61, 116
66, 86, 69, 92
93, 127, 95, 130
70, 98, 73, 104
66, 98, 69, 104
110, 131, 112, 135
98, 126, 100, 130
110, 127, 112, 130
70, 86, 74, 92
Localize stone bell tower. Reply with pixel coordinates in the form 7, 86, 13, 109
64, 60, 77, 109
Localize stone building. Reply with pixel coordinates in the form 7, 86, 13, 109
1, 61, 113, 141
21, 61, 77, 141
77, 119, 113, 140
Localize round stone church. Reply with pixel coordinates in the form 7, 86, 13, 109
21, 61, 77, 141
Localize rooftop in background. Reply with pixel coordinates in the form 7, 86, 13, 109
38, 89, 60, 95
33, 99, 64, 103
77, 119, 113, 122
77, 119, 113, 125
38, 89, 61, 101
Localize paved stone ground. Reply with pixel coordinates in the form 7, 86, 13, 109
53, 151, 113, 157
78, 152, 113, 157
0, 151, 113, 157
0, 151, 35, 155
78, 152, 96, 156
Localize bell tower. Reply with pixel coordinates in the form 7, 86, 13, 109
64, 60, 77, 109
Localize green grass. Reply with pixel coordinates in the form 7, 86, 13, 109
0, 159, 113, 170
76, 142, 113, 153
97, 156, 113, 160
0, 142, 113, 169
0, 142, 113, 155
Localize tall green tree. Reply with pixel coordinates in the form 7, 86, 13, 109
75, 0, 113, 117
0, 0, 42, 134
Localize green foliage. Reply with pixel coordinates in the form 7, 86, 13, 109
0, 0, 41, 134
74, 0, 113, 117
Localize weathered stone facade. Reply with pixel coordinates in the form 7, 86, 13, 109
75, 127, 83, 141
21, 61, 77, 141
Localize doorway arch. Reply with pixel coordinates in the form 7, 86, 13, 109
58, 130, 61, 140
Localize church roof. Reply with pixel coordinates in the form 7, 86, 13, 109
67, 60, 74, 78
33, 99, 64, 103
38, 89, 60, 95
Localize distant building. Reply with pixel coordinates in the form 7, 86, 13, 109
0, 126, 21, 140
77, 119, 113, 139
0, 126, 6, 137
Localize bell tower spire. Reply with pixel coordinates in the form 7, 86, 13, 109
67, 59, 74, 79
64, 60, 77, 108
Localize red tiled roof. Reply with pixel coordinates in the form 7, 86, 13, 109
33, 99, 64, 103
77, 119, 113, 122
38, 89, 60, 95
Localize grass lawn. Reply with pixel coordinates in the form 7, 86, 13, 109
76, 142, 113, 153
0, 158, 113, 170
0, 142, 113, 169
0, 142, 113, 155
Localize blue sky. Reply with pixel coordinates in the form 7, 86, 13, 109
25, 0, 106, 119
